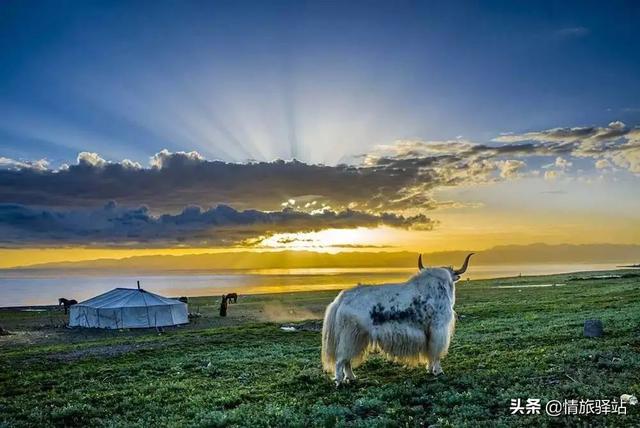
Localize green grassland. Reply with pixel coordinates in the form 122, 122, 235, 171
1, 270, 639, 427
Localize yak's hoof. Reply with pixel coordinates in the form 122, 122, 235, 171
431, 367, 444, 376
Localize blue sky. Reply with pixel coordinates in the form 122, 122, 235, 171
1, 1, 639, 255
1, 0, 639, 165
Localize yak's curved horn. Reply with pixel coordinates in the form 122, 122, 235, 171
418, 254, 425, 270
454, 253, 475, 275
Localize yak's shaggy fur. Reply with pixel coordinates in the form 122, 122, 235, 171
322, 268, 458, 384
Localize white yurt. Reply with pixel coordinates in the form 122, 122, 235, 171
69, 287, 188, 329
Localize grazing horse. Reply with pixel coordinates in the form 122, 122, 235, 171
219, 294, 228, 317
58, 298, 78, 314
226, 293, 238, 304
322, 253, 473, 385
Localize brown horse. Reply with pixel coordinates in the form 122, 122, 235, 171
226, 293, 238, 304
58, 298, 78, 314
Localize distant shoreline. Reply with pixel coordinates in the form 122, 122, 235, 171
1, 261, 636, 278
1, 266, 636, 309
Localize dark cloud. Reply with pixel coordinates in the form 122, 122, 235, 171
493, 121, 631, 144
0, 150, 435, 212
493, 122, 640, 173
0, 202, 434, 248
0, 157, 49, 171
1, 146, 520, 213
1, 120, 638, 233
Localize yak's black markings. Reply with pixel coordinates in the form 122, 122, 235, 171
370, 297, 431, 325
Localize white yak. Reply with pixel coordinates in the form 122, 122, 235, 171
321, 253, 474, 385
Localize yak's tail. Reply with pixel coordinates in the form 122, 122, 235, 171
321, 291, 344, 373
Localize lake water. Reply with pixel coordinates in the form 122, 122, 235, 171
0, 263, 623, 307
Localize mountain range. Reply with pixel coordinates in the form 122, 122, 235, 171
4, 243, 640, 273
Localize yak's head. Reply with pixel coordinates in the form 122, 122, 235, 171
418, 252, 474, 282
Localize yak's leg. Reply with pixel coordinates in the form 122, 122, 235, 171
344, 361, 356, 382
334, 331, 348, 385
335, 325, 367, 386
334, 360, 346, 386
344, 329, 369, 382
427, 320, 452, 376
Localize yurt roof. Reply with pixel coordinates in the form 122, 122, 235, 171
76, 288, 184, 309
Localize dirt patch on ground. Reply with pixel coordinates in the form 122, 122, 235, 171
46, 343, 159, 362
0, 330, 67, 347
280, 320, 322, 332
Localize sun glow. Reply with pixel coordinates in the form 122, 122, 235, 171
258, 227, 397, 252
